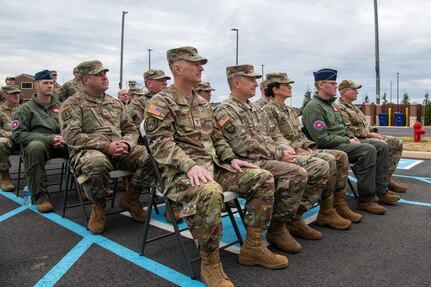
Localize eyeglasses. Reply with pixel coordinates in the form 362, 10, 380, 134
321, 81, 338, 87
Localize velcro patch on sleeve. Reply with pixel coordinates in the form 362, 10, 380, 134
61, 107, 73, 122
147, 104, 164, 117
313, 120, 326, 131
218, 115, 231, 127
11, 120, 19, 131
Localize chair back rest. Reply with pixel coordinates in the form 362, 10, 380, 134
298, 115, 313, 140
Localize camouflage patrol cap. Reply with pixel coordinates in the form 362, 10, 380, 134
2, 85, 21, 94
166, 46, 208, 65
195, 81, 215, 92
128, 80, 136, 85
77, 60, 109, 77
144, 69, 171, 81
50, 70, 58, 76
128, 88, 144, 96
338, 79, 362, 91
259, 80, 268, 88
73, 66, 79, 73
5, 76, 15, 81
226, 64, 262, 79
265, 72, 295, 85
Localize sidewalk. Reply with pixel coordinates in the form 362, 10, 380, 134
402, 150, 431, 159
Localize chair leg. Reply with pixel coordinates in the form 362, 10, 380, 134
15, 155, 23, 197
234, 198, 246, 226
62, 165, 71, 218
225, 200, 244, 246
348, 178, 358, 199
140, 186, 156, 255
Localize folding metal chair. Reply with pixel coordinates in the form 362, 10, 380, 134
139, 121, 245, 278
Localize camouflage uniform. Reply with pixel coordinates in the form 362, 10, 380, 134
216, 95, 330, 215
254, 97, 268, 110
264, 100, 349, 198
128, 90, 157, 137
12, 95, 69, 204
0, 88, 5, 103
52, 82, 62, 102
0, 101, 19, 171
144, 85, 275, 252
58, 79, 83, 102
60, 91, 152, 200
337, 98, 402, 178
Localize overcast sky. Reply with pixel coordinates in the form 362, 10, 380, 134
1, 0, 430, 107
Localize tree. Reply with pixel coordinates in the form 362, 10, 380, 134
364, 94, 369, 104
299, 86, 312, 115
424, 90, 430, 105
401, 90, 410, 105
382, 92, 388, 104
425, 102, 431, 125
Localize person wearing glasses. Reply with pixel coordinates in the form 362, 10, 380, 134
302, 68, 400, 215
58, 67, 83, 102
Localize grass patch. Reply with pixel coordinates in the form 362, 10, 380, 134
399, 136, 431, 152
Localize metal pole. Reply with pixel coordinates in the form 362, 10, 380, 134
148, 49, 153, 70
261, 64, 265, 80
390, 81, 392, 103
374, 0, 380, 104
231, 28, 239, 65
119, 11, 128, 89
396, 72, 400, 112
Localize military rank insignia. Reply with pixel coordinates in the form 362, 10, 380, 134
313, 120, 326, 131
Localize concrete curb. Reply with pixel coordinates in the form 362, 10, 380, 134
402, 151, 431, 159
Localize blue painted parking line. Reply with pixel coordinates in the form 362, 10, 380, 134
0, 205, 27, 222
397, 159, 423, 170
0, 190, 204, 287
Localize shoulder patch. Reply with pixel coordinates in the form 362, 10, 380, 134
333, 106, 339, 112
313, 120, 326, 131
144, 117, 158, 132
224, 122, 236, 134
218, 115, 231, 127
61, 107, 73, 122
52, 107, 59, 113
147, 104, 164, 116
11, 120, 19, 131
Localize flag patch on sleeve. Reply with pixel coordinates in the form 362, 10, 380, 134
147, 104, 163, 116
218, 115, 231, 127
313, 120, 326, 131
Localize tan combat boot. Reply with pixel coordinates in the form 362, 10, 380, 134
238, 226, 288, 269
164, 201, 183, 223
333, 190, 362, 223
119, 185, 146, 222
37, 200, 54, 213
105, 187, 114, 197
88, 198, 106, 234
377, 192, 401, 205
286, 211, 322, 240
266, 218, 302, 253
316, 196, 352, 230
387, 177, 407, 193
358, 201, 386, 215
1, 170, 15, 192
200, 249, 234, 287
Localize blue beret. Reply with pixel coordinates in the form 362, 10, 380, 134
34, 70, 52, 81
313, 68, 337, 81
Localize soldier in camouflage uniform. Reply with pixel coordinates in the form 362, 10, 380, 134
12, 70, 69, 213
254, 80, 269, 109
144, 47, 287, 287
58, 67, 84, 102
194, 81, 215, 102
127, 88, 144, 104
0, 85, 21, 192
302, 68, 401, 215
0, 77, 16, 103
60, 60, 152, 234
263, 72, 361, 225
50, 70, 62, 102
337, 80, 407, 193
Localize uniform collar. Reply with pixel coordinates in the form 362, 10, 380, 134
83, 91, 113, 104
229, 94, 256, 111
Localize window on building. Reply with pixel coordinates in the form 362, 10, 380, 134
21, 82, 33, 89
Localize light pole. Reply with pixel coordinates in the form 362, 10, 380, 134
261, 64, 265, 80
396, 72, 400, 112
119, 10, 128, 89
390, 81, 392, 103
231, 28, 239, 65
374, 0, 380, 104
148, 49, 153, 70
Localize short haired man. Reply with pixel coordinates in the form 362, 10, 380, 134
254, 80, 270, 109
194, 81, 215, 102
50, 70, 62, 102
117, 89, 129, 105
12, 70, 69, 212
60, 60, 152, 234
302, 68, 400, 215
0, 85, 21, 192
337, 80, 406, 193
144, 47, 287, 287
0, 77, 16, 103
58, 67, 83, 102
263, 72, 361, 224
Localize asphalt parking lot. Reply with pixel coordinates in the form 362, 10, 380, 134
1, 155, 430, 287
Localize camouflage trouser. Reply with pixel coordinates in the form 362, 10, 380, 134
23, 141, 69, 204
316, 149, 349, 197
253, 160, 307, 220
360, 135, 402, 178
165, 167, 275, 252
0, 137, 16, 171
296, 155, 330, 211
72, 145, 152, 200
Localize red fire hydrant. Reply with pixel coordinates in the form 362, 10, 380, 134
413, 121, 426, 142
